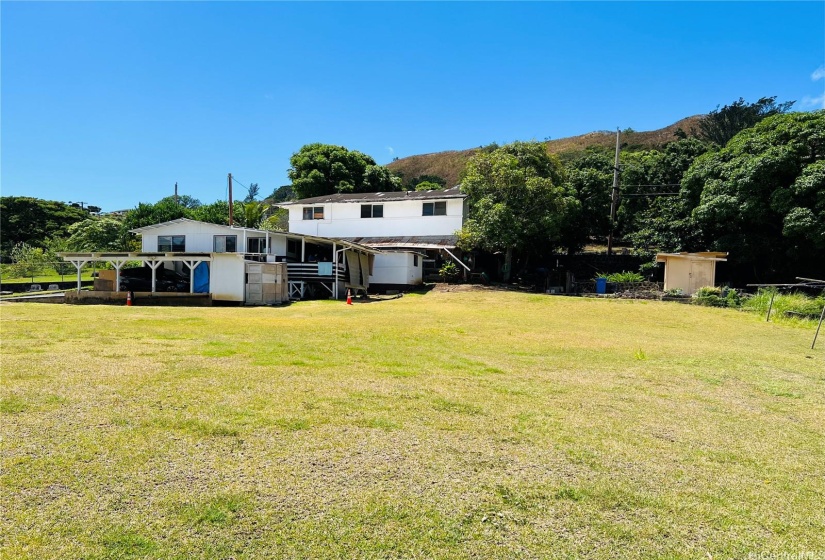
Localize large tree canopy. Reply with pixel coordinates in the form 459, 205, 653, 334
684, 110, 825, 279
696, 96, 795, 147
459, 141, 579, 280
65, 218, 127, 252
288, 143, 401, 199
0, 197, 88, 259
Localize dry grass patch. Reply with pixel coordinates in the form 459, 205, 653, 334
2, 292, 824, 559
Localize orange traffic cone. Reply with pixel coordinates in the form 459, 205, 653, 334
346, 289, 352, 305
126, 291, 133, 307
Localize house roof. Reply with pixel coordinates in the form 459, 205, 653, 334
129, 218, 273, 235
339, 235, 459, 250
279, 186, 465, 206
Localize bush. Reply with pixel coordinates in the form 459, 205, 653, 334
693, 286, 742, 308
439, 262, 460, 283
595, 271, 645, 283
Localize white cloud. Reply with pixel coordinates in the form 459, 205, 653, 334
386, 146, 395, 156
802, 93, 825, 109
264, 93, 275, 100
812, 65, 825, 81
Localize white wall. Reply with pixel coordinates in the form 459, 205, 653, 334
210, 253, 246, 301
287, 198, 465, 238
369, 252, 423, 286
139, 221, 290, 257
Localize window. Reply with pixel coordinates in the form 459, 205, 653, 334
247, 238, 267, 254
413, 255, 418, 267
422, 201, 447, 216
287, 239, 299, 255
158, 235, 185, 252
361, 204, 384, 218
213, 235, 237, 253
303, 206, 324, 220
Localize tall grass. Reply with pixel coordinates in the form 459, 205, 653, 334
742, 288, 825, 324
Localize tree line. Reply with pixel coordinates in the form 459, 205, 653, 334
3, 97, 821, 285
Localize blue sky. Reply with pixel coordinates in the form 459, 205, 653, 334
2, 1, 823, 212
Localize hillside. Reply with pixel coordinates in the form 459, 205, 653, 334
387, 115, 704, 187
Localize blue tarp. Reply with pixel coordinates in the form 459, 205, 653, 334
193, 262, 210, 293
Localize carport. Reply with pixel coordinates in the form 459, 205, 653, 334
58, 252, 213, 294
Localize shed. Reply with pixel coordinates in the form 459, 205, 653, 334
655, 252, 728, 295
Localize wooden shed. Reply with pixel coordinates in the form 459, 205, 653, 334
655, 252, 728, 295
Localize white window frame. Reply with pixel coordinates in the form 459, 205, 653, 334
158, 235, 185, 252
422, 201, 447, 216
213, 235, 237, 253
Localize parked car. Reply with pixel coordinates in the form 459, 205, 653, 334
119, 267, 190, 292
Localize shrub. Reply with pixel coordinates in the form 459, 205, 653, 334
595, 271, 645, 283
693, 286, 725, 307
439, 262, 460, 283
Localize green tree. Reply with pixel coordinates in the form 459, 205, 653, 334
243, 183, 260, 203
619, 137, 712, 255
288, 143, 401, 199
697, 96, 795, 147
459, 141, 579, 281
409, 174, 447, 190
7, 242, 49, 280
684, 110, 825, 279
0, 197, 88, 259
266, 185, 295, 203
189, 200, 230, 225
121, 199, 188, 232
558, 150, 613, 254
414, 181, 444, 192
65, 218, 125, 251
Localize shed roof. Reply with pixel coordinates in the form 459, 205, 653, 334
656, 251, 728, 262
280, 186, 465, 205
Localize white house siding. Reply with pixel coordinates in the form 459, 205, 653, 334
369, 252, 423, 286
210, 253, 247, 302
139, 221, 265, 254
287, 198, 465, 238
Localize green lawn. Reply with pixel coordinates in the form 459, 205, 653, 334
2, 291, 823, 559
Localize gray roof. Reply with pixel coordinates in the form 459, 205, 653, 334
281, 186, 465, 205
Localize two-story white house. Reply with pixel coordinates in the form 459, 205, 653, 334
279, 187, 470, 285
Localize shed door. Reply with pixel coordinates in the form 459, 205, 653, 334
689, 260, 712, 294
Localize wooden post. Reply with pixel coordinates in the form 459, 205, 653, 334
812, 304, 825, 350
228, 173, 234, 227
607, 128, 620, 256
766, 292, 776, 322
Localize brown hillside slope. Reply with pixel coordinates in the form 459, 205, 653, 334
387, 115, 704, 187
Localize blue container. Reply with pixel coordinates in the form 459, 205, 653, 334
595, 277, 607, 294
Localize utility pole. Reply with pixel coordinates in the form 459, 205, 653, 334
228, 173, 234, 227
607, 128, 621, 256
174, 182, 178, 206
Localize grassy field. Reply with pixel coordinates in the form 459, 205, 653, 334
2, 290, 824, 559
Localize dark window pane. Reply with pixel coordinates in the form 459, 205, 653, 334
423, 202, 434, 216
226, 236, 236, 252
373, 205, 383, 218
303, 207, 313, 220
434, 201, 447, 215
361, 205, 371, 218
313, 207, 324, 219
